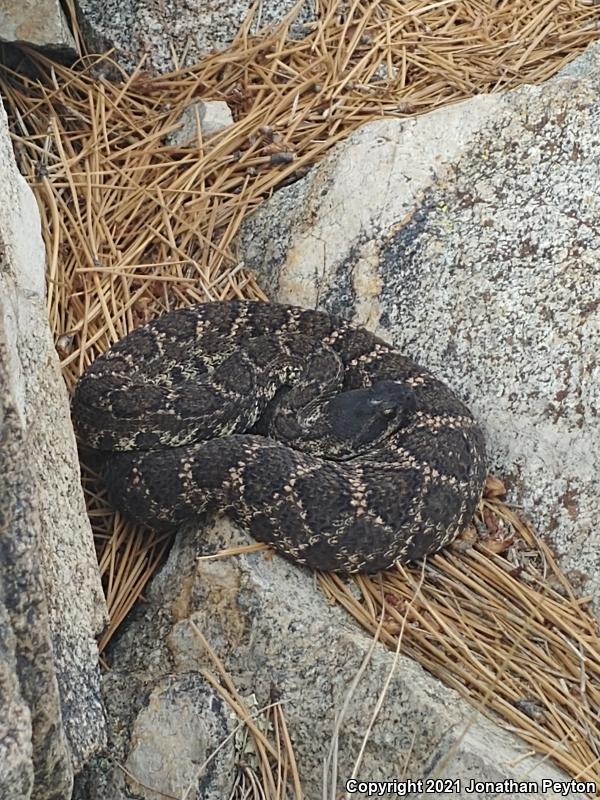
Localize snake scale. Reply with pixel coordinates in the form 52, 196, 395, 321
72, 300, 486, 573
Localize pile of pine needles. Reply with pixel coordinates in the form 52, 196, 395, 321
2, 0, 600, 794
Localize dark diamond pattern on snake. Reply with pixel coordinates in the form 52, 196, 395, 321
72, 300, 486, 572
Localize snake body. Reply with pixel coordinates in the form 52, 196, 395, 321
72, 300, 486, 572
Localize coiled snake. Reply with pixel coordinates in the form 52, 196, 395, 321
72, 300, 486, 572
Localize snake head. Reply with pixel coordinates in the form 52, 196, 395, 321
328, 379, 417, 451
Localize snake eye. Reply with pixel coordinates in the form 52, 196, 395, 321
369, 380, 416, 416
369, 398, 396, 416
368, 395, 398, 414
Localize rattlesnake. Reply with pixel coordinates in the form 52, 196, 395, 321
72, 300, 486, 572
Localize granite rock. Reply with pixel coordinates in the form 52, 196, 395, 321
75, 0, 315, 74
0, 96, 106, 800
238, 40, 600, 612
166, 100, 234, 146
0, 0, 76, 53
74, 519, 585, 799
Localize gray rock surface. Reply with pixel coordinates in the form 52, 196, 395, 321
123, 673, 236, 800
238, 40, 600, 611
166, 100, 234, 146
74, 519, 584, 800
0, 96, 106, 799
76, 0, 315, 74
0, 0, 76, 52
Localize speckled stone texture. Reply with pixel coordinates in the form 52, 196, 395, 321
0, 97, 106, 799
74, 669, 236, 800
238, 41, 600, 612
73, 519, 584, 800
75, 0, 316, 74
